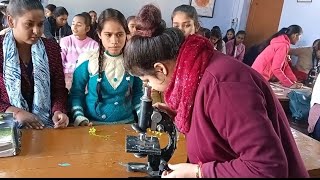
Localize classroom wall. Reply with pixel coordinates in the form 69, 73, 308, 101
279, 0, 319, 47
47, 0, 250, 36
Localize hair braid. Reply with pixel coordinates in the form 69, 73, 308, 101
95, 39, 104, 107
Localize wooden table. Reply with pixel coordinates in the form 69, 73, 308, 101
269, 82, 312, 101
0, 125, 187, 178
291, 128, 320, 177
270, 82, 312, 118
1, 125, 320, 177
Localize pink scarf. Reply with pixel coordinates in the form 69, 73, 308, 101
164, 34, 214, 134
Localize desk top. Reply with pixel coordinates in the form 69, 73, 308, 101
0, 125, 186, 178
270, 82, 312, 101
291, 128, 320, 177
1, 125, 320, 177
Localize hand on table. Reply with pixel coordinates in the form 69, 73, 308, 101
52, 111, 69, 129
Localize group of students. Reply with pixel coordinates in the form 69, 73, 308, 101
0, 0, 310, 178
170, 5, 248, 62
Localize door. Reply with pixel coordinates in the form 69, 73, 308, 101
245, 0, 284, 49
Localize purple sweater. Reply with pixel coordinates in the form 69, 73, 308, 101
187, 52, 309, 178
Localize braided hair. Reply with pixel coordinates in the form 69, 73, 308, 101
231, 30, 246, 57
95, 8, 129, 107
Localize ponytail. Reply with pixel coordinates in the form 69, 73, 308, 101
231, 30, 246, 56
231, 39, 237, 57
258, 25, 302, 54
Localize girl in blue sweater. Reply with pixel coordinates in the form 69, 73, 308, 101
69, 8, 143, 126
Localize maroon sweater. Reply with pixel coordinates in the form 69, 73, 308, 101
0, 36, 68, 115
187, 52, 309, 178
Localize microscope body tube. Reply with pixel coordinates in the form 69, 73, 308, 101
138, 86, 153, 133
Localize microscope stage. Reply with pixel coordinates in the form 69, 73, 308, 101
126, 136, 161, 155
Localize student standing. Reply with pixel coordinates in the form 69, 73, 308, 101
171, 4, 199, 37
123, 4, 308, 178
44, 4, 56, 18
69, 8, 143, 126
0, 0, 69, 129
308, 75, 320, 140
88, 10, 98, 40
126, 15, 136, 40
226, 30, 246, 62
223, 28, 235, 43
289, 39, 320, 82
210, 27, 226, 54
43, 6, 72, 42
252, 25, 303, 88
60, 13, 98, 89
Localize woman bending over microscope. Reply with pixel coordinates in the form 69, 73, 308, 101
122, 4, 309, 178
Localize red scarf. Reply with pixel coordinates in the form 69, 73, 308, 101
164, 34, 214, 134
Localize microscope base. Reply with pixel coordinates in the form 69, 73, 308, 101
127, 162, 161, 178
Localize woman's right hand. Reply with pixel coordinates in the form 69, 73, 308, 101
15, 110, 45, 130
290, 82, 303, 89
153, 103, 177, 120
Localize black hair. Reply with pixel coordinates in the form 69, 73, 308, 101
312, 39, 320, 61
160, 19, 166, 28
210, 28, 223, 52
95, 8, 129, 106
53, 6, 68, 18
89, 10, 97, 15
76, 12, 91, 27
127, 15, 136, 24
0, 12, 3, 30
211, 26, 221, 32
124, 28, 185, 76
7, 0, 43, 17
124, 4, 185, 76
45, 4, 56, 12
223, 28, 235, 43
312, 39, 320, 48
258, 25, 303, 54
198, 27, 210, 39
171, 4, 200, 31
231, 30, 246, 57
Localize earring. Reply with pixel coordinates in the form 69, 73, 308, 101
160, 76, 166, 85
156, 71, 166, 84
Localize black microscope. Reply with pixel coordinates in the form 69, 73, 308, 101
125, 84, 178, 178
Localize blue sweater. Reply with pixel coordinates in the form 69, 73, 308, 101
69, 51, 143, 126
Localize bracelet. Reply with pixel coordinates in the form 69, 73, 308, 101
196, 162, 203, 178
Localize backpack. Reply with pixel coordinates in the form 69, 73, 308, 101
287, 90, 311, 122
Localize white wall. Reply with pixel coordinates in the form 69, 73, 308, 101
45, 0, 319, 47
47, 0, 249, 36
48, 0, 189, 30
279, 0, 320, 47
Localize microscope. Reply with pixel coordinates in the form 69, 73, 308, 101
125, 85, 178, 178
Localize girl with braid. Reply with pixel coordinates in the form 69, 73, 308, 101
226, 30, 246, 62
69, 8, 143, 126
